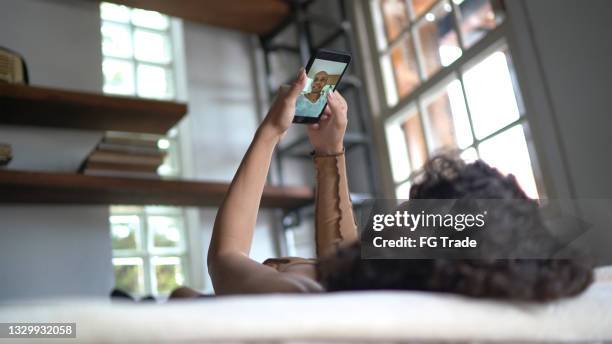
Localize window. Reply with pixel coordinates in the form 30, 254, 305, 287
369, 0, 541, 199
110, 206, 187, 296
100, 2, 188, 296
100, 2, 175, 99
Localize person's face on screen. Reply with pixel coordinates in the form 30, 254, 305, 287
311, 71, 329, 93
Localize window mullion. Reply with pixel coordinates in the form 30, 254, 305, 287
128, 19, 139, 97
456, 72, 479, 155
410, 23, 428, 82
140, 211, 152, 295
415, 97, 432, 157
450, 0, 467, 50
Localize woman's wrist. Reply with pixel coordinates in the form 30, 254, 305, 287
256, 124, 283, 145
313, 143, 344, 156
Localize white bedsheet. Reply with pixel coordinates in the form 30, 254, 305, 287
1, 267, 611, 343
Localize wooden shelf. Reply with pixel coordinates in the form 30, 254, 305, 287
0, 84, 187, 134
0, 169, 313, 209
104, 0, 290, 35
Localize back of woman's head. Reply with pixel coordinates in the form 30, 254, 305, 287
318, 155, 593, 301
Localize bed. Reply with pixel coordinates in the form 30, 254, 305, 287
1, 266, 611, 343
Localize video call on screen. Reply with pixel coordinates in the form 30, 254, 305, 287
296, 58, 347, 117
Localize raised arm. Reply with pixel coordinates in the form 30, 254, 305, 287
207, 69, 321, 294
307, 91, 358, 257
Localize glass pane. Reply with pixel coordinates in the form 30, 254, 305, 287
113, 257, 144, 295
411, 0, 437, 17
402, 113, 428, 171
100, 3, 131, 23
103, 58, 135, 95
396, 180, 412, 199
423, 79, 473, 152
137, 64, 174, 99
110, 215, 141, 250
145, 205, 181, 215
416, 1, 462, 77
380, 0, 409, 42
371, 0, 389, 50
111, 205, 144, 214
391, 35, 420, 98
386, 123, 411, 182
152, 257, 185, 295
148, 215, 183, 249
381, 53, 399, 106
460, 146, 478, 163
101, 22, 133, 58
478, 124, 539, 198
457, 0, 504, 48
133, 30, 172, 64
463, 50, 520, 139
158, 139, 181, 177
131, 9, 170, 30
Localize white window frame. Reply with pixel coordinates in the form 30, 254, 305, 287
360, 0, 548, 199
110, 206, 190, 296
99, 2, 201, 296
100, 3, 177, 99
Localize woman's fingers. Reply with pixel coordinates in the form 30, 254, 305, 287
333, 90, 347, 107
323, 103, 332, 116
326, 91, 344, 115
326, 91, 348, 128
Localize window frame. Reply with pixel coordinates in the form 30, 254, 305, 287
99, 2, 196, 297
100, 3, 177, 99
361, 0, 547, 199
110, 206, 190, 296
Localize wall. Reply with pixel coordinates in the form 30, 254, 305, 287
508, 0, 612, 264
0, 0, 288, 299
0, 206, 112, 300
0, 0, 112, 301
180, 22, 280, 291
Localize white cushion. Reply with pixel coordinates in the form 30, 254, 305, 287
1, 266, 611, 343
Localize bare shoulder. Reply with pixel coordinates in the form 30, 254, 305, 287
210, 253, 323, 295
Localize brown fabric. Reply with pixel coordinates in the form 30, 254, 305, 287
313, 151, 358, 258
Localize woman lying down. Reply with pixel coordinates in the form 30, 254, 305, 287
125, 69, 593, 301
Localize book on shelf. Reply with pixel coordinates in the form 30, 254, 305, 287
102, 135, 160, 149
97, 142, 165, 156
82, 168, 160, 179
83, 161, 160, 173
87, 150, 165, 166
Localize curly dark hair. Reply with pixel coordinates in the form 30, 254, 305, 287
318, 155, 593, 301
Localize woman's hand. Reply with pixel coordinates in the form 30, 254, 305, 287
307, 90, 348, 155
260, 68, 307, 140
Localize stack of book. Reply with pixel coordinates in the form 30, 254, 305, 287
0, 143, 12, 166
81, 135, 166, 179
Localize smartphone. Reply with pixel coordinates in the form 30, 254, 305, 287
293, 49, 351, 124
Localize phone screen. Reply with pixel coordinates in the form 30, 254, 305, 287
295, 58, 349, 118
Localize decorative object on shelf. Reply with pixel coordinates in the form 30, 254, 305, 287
80, 133, 166, 179
0, 143, 12, 167
0, 47, 28, 84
